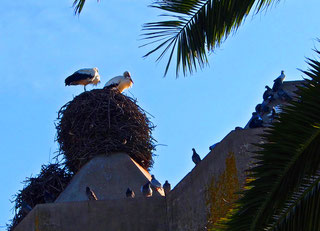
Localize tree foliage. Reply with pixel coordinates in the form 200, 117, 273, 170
73, 0, 100, 15
142, 0, 277, 76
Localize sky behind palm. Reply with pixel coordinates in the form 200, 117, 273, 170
1, 0, 320, 228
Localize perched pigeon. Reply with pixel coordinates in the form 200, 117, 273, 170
272, 70, 286, 92
21, 201, 32, 214
163, 180, 171, 196
255, 104, 262, 113
235, 126, 243, 131
249, 112, 263, 128
263, 86, 273, 101
268, 107, 276, 122
126, 188, 135, 198
151, 175, 162, 189
209, 142, 219, 151
141, 182, 153, 197
44, 191, 55, 203
192, 148, 201, 165
261, 104, 270, 114
86, 186, 98, 201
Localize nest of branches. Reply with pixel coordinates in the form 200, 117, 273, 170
56, 88, 156, 173
7, 163, 73, 231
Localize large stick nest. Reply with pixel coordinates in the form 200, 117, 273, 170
7, 163, 72, 231
56, 88, 156, 173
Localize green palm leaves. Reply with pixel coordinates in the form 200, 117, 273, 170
73, 0, 100, 15
218, 50, 320, 231
73, 0, 86, 14
142, 0, 275, 76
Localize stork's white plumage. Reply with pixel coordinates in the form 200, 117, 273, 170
65, 67, 100, 91
104, 71, 133, 93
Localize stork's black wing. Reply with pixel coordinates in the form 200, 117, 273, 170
65, 73, 91, 86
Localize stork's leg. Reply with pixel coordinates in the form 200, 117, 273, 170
84, 85, 86, 92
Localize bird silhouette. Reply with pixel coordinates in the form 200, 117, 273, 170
141, 182, 153, 197
86, 186, 98, 200
151, 175, 162, 189
272, 70, 286, 92
255, 104, 262, 113
192, 148, 201, 165
263, 85, 273, 101
268, 107, 276, 122
126, 188, 135, 198
163, 180, 171, 196
249, 112, 263, 128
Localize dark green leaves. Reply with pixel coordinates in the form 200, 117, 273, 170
73, 0, 86, 14
142, 0, 274, 76
73, 0, 100, 15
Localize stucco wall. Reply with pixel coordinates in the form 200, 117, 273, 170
15, 197, 168, 231
166, 128, 264, 231
14, 128, 264, 231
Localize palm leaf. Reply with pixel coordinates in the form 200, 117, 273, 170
142, 0, 277, 76
268, 172, 320, 231
222, 49, 320, 231
73, 0, 100, 15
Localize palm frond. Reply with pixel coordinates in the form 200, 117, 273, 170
268, 172, 320, 231
142, 0, 276, 76
222, 48, 320, 231
73, 0, 100, 15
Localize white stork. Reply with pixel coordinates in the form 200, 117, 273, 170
104, 71, 133, 93
65, 67, 100, 91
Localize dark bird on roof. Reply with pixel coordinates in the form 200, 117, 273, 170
272, 70, 286, 92
141, 182, 153, 197
21, 201, 32, 214
104, 71, 133, 93
65, 67, 100, 91
255, 104, 262, 114
44, 191, 55, 203
263, 86, 273, 101
126, 188, 135, 198
268, 107, 276, 122
151, 175, 162, 189
261, 104, 270, 114
86, 186, 98, 201
249, 112, 263, 128
163, 180, 171, 196
192, 148, 201, 165
209, 142, 219, 151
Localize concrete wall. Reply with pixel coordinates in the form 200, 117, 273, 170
56, 153, 164, 203
166, 128, 264, 231
14, 128, 264, 231
15, 197, 168, 231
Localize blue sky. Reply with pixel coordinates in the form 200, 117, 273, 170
1, 0, 320, 228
